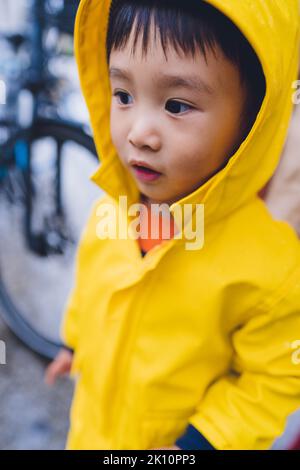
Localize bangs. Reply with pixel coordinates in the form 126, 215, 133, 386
106, 0, 223, 64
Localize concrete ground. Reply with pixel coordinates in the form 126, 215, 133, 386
0, 314, 74, 450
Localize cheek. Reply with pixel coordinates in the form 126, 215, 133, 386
209, 100, 244, 155
176, 107, 240, 170
110, 108, 126, 150
173, 113, 214, 148
168, 119, 213, 171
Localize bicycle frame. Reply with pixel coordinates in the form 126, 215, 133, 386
0, 0, 84, 257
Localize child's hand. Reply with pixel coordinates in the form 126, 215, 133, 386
44, 348, 73, 386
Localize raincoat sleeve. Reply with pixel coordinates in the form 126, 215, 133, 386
59, 197, 103, 351
59, 236, 85, 351
60, 276, 81, 351
177, 266, 300, 450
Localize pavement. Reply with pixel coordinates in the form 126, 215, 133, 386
0, 314, 74, 450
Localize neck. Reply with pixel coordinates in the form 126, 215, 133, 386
140, 193, 176, 208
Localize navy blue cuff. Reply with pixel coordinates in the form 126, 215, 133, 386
175, 424, 215, 450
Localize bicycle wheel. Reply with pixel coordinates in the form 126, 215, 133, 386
0, 118, 101, 359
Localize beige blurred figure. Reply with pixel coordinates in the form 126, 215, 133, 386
261, 46, 300, 450
262, 50, 300, 236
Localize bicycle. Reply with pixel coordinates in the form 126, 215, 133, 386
0, 0, 101, 359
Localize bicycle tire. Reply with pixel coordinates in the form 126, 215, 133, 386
0, 117, 99, 360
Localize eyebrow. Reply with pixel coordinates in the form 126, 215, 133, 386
109, 67, 214, 95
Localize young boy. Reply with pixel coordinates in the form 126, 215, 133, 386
45, 0, 300, 450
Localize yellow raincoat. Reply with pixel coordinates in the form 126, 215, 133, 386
61, 0, 300, 450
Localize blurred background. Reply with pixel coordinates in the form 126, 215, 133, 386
0, 0, 299, 450
0, 0, 102, 449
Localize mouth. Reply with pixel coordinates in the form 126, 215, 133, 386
130, 161, 162, 182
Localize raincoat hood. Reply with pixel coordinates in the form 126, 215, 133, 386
74, 0, 300, 227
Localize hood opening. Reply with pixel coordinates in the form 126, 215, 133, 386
74, 0, 299, 228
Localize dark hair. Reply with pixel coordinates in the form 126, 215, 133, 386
106, 0, 266, 142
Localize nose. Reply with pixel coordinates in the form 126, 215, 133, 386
128, 116, 161, 151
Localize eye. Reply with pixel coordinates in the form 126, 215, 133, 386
113, 91, 133, 106
165, 99, 193, 115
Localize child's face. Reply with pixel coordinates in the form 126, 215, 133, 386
109, 23, 248, 206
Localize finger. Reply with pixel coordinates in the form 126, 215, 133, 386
44, 364, 57, 386
44, 360, 62, 385
44, 357, 72, 385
